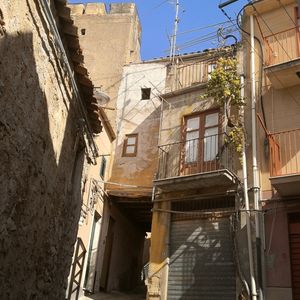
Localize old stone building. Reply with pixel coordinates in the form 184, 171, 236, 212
64, 3, 146, 297
0, 1, 102, 299
68, 2, 141, 131
147, 49, 241, 300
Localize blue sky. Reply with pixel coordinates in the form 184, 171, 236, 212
68, 0, 248, 60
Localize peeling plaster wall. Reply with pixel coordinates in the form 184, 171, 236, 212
0, 1, 85, 299
110, 62, 167, 190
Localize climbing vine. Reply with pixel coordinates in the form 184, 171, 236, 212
203, 57, 245, 163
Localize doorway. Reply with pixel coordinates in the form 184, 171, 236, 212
100, 216, 115, 291
84, 212, 102, 293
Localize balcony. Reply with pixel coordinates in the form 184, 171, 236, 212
264, 26, 300, 88
269, 128, 300, 196
154, 133, 238, 192
166, 60, 209, 94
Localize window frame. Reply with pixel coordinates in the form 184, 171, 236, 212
182, 109, 220, 165
122, 133, 138, 157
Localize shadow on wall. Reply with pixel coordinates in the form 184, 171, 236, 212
168, 218, 236, 299
110, 106, 161, 188
0, 30, 84, 299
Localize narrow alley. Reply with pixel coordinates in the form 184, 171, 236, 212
1, 0, 300, 300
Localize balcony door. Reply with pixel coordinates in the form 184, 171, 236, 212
181, 110, 219, 175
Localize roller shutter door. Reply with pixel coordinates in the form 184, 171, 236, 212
168, 217, 236, 299
289, 214, 300, 300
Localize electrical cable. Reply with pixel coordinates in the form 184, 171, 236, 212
174, 21, 232, 36
278, 0, 298, 27
225, 1, 300, 115
236, 3, 267, 132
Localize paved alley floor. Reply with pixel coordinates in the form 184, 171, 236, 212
79, 290, 146, 300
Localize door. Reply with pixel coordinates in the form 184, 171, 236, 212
100, 217, 115, 291
84, 212, 101, 293
289, 213, 300, 300
168, 217, 235, 300
181, 110, 219, 175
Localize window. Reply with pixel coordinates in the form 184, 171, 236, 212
141, 88, 151, 100
122, 134, 138, 157
184, 110, 219, 164
203, 112, 219, 161
81, 28, 86, 35
207, 63, 216, 80
185, 116, 200, 163
100, 156, 107, 179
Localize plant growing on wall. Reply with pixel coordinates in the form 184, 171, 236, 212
203, 57, 245, 162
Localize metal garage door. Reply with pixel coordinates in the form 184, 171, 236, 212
168, 217, 236, 299
289, 214, 300, 300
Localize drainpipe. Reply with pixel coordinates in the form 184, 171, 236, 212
241, 74, 257, 300
250, 14, 263, 300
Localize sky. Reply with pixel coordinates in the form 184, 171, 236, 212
68, 0, 248, 60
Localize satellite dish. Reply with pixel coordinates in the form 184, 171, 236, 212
93, 88, 110, 106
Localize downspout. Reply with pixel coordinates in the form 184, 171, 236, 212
250, 14, 263, 300
241, 74, 257, 300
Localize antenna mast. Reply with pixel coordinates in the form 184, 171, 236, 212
170, 0, 179, 62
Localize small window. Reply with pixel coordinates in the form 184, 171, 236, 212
207, 63, 216, 79
100, 156, 107, 179
81, 28, 86, 35
122, 134, 138, 157
141, 88, 151, 100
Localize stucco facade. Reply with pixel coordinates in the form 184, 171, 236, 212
109, 62, 167, 195
68, 3, 141, 131
243, 1, 300, 299
143, 50, 243, 300
66, 3, 150, 296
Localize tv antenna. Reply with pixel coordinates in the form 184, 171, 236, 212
169, 0, 179, 63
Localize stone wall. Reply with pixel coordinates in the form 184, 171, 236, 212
0, 1, 87, 299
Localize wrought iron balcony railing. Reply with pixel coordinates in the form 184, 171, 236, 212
269, 128, 300, 177
157, 133, 235, 180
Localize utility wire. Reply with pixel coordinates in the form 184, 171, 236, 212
220, 2, 300, 108
173, 21, 231, 36
247, 0, 294, 63
278, 0, 298, 27
246, 1, 300, 108
166, 24, 237, 52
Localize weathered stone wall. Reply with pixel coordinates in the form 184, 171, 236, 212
0, 1, 85, 299
68, 3, 141, 131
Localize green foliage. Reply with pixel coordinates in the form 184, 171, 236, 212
206, 57, 244, 107
204, 57, 245, 163
227, 127, 244, 165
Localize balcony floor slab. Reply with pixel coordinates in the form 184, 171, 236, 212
265, 58, 300, 89
270, 173, 300, 197
153, 169, 238, 193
